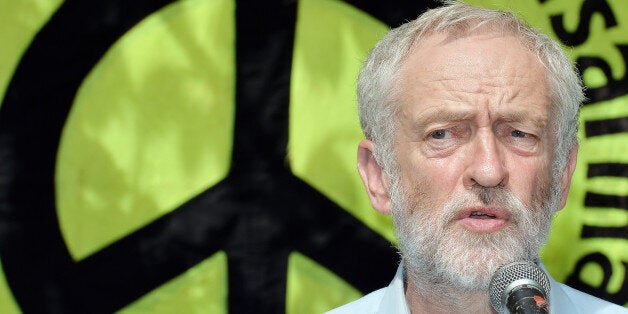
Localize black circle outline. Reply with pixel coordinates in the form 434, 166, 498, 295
0, 0, 412, 312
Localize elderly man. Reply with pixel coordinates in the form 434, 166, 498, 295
328, 2, 628, 314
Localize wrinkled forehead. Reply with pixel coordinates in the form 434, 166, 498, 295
395, 24, 550, 100
394, 29, 552, 124
402, 20, 545, 80
400, 29, 546, 84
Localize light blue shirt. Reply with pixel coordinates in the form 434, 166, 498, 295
326, 262, 628, 313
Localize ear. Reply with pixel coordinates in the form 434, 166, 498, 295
558, 143, 578, 210
357, 139, 392, 215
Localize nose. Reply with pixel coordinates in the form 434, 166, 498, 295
464, 131, 508, 188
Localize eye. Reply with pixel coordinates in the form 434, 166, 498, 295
499, 126, 540, 155
510, 130, 528, 138
430, 129, 451, 139
422, 125, 469, 156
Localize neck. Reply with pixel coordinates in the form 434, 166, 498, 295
404, 278, 497, 314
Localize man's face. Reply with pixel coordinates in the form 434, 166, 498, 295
390, 31, 557, 290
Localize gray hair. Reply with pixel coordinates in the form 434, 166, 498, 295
357, 1, 585, 185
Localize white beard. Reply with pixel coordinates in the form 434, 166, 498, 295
390, 183, 555, 296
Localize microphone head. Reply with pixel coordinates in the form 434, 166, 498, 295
489, 261, 551, 314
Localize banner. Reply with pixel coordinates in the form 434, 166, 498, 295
0, 0, 625, 312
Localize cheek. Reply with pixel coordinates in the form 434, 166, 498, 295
398, 157, 462, 210
509, 157, 552, 207
531, 159, 554, 207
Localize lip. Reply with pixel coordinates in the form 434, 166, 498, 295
456, 206, 511, 233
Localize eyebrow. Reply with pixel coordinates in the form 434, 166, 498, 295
407, 106, 548, 131
495, 109, 547, 129
412, 107, 476, 126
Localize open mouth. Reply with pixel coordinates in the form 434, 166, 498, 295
457, 207, 509, 233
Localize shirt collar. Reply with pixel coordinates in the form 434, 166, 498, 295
376, 262, 410, 314
379, 260, 572, 314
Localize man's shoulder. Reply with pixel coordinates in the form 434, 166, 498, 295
553, 281, 628, 313
325, 288, 387, 314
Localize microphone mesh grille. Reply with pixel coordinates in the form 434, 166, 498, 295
488, 261, 550, 314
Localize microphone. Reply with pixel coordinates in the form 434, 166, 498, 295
489, 261, 551, 314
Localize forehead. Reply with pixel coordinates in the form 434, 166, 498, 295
400, 31, 547, 88
396, 31, 550, 119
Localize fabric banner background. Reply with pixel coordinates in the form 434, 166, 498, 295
0, 0, 625, 312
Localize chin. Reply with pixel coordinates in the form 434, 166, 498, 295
403, 225, 538, 292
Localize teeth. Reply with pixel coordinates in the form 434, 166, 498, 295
471, 212, 496, 218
